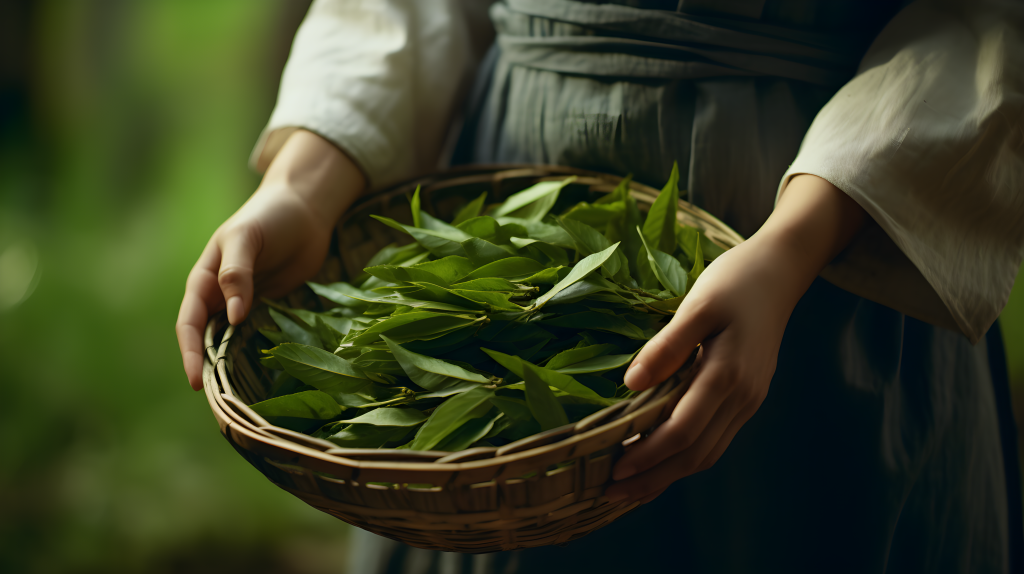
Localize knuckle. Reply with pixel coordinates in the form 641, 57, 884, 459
217, 266, 250, 287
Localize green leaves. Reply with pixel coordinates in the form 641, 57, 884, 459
531, 243, 620, 310
522, 363, 568, 431
382, 335, 489, 391
405, 387, 495, 451
491, 177, 575, 221
642, 162, 680, 254
638, 225, 688, 297
256, 171, 733, 453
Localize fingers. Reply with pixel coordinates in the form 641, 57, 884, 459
694, 402, 759, 473
607, 398, 740, 502
217, 225, 260, 325
176, 244, 223, 391
613, 353, 733, 479
625, 298, 720, 391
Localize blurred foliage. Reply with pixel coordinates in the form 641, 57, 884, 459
0, 1, 1022, 573
0, 1, 357, 573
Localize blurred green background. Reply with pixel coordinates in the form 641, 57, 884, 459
0, 2, 1021, 572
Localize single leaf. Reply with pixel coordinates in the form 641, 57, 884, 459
452, 192, 488, 225
555, 353, 636, 374
313, 316, 348, 349
542, 311, 648, 339
364, 264, 449, 287
688, 232, 705, 288
519, 266, 570, 285
405, 387, 496, 451
560, 217, 619, 276
490, 396, 533, 421
434, 409, 502, 451
350, 312, 480, 346
531, 242, 620, 310
492, 177, 576, 220
382, 335, 489, 391
414, 380, 483, 400
481, 348, 608, 403
562, 201, 624, 228
337, 291, 483, 314
635, 244, 660, 290
462, 237, 516, 266
495, 217, 574, 248
272, 343, 369, 389
410, 186, 422, 228
559, 217, 611, 256
324, 424, 412, 448
638, 225, 689, 297
449, 277, 520, 292
268, 308, 321, 348
460, 257, 546, 281
545, 343, 618, 370
456, 216, 510, 244
449, 289, 524, 311
365, 242, 424, 268
307, 282, 372, 308
345, 407, 427, 427
371, 215, 468, 258
412, 256, 476, 284
249, 390, 342, 420
523, 362, 569, 431
641, 162, 680, 254
542, 274, 617, 308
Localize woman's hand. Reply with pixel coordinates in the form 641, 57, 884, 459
606, 174, 866, 503
175, 130, 366, 391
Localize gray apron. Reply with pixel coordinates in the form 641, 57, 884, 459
352, 2, 1018, 572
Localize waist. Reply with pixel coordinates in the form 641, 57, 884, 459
492, 0, 872, 87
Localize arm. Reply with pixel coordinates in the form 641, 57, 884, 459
606, 174, 865, 502
175, 130, 365, 391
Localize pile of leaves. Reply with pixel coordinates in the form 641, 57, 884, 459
252, 165, 723, 452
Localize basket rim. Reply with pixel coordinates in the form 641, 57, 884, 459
201, 163, 734, 476
203, 317, 698, 475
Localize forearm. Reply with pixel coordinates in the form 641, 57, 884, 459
747, 174, 866, 308
257, 129, 367, 230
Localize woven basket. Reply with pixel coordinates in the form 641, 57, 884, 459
202, 165, 744, 553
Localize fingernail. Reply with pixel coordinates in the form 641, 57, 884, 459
624, 362, 650, 390
227, 296, 243, 325
612, 464, 635, 481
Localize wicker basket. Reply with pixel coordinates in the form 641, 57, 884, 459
202, 165, 744, 553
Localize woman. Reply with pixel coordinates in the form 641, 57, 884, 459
176, 1, 1024, 572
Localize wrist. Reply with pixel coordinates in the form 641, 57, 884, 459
259, 129, 367, 230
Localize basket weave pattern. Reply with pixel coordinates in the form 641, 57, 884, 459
202, 165, 743, 553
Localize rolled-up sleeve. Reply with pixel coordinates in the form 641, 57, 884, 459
250, 0, 494, 189
779, 0, 1024, 343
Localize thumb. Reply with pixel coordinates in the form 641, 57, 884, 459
217, 226, 260, 325
625, 299, 721, 391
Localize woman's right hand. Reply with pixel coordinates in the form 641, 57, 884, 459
176, 130, 366, 390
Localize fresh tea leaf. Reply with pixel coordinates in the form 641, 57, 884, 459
405, 387, 496, 451
269, 308, 322, 348
451, 192, 488, 225
382, 335, 489, 391
638, 225, 689, 297
345, 407, 428, 427
531, 243, 620, 310
250, 390, 342, 421
410, 186, 423, 228
641, 161, 680, 254
523, 363, 569, 431
545, 343, 618, 370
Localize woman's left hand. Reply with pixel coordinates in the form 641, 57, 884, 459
605, 174, 866, 504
